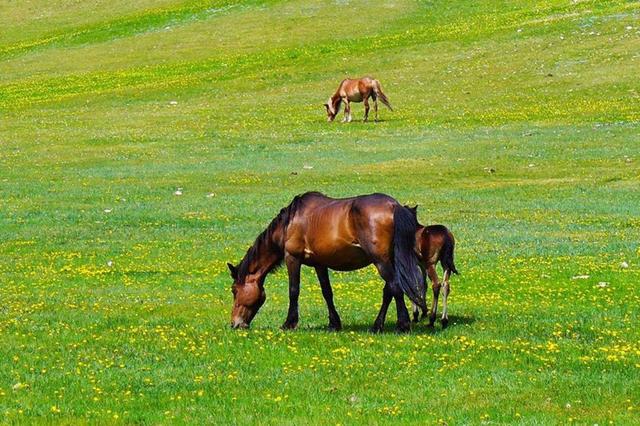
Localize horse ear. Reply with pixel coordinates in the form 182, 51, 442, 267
227, 262, 238, 279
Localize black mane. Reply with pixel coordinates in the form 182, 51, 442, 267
235, 192, 322, 281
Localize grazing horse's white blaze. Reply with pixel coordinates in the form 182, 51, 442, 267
326, 98, 335, 115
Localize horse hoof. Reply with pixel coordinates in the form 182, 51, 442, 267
441, 319, 449, 329
281, 321, 298, 330
370, 324, 383, 334
327, 323, 342, 332
396, 322, 411, 333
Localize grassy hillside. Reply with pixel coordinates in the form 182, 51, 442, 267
1, 0, 639, 424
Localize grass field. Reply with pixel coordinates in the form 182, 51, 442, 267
1, 0, 640, 424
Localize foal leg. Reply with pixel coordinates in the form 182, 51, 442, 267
427, 264, 441, 327
441, 270, 451, 328
282, 255, 302, 330
315, 266, 341, 331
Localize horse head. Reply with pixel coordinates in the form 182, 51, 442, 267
324, 98, 337, 122
228, 263, 266, 329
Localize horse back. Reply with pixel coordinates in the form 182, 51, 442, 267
284, 193, 398, 270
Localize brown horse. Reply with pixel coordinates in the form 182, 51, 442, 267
412, 222, 458, 328
227, 192, 427, 332
324, 77, 393, 123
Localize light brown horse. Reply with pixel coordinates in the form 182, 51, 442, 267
227, 192, 426, 332
412, 222, 458, 328
324, 77, 392, 122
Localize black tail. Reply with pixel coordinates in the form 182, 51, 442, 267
393, 206, 427, 311
440, 230, 459, 275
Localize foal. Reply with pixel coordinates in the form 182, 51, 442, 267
413, 222, 458, 328
324, 77, 393, 122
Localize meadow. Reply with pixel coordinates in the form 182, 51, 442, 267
1, 0, 639, 424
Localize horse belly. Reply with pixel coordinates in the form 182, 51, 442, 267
348, 92, 363, 102
304, 243, 371, 271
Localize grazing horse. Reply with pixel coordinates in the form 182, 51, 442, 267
227, 192, 427, 332
412, 222, 458, 328
324, 77, 393, 123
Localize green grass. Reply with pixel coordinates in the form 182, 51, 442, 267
1, 0, 639, 424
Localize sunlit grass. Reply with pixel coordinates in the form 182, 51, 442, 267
0, 0, 639, 424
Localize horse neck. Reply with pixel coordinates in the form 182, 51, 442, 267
254, 246, 283, 279
241, 223, 286, 282
331, 94, 342, 113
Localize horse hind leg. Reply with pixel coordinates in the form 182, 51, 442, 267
392, 285, 411, 333
413, 265, 427, 323
371, 260, 400, 333
363, 98, 370, 122
372, 281, 394, 333
373, 94, 379, 122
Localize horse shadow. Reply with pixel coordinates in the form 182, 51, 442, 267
304, 314, 476, 335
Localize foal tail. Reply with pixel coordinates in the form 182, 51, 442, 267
393, 206, 427, 312
440, 230, 459, 275
374, 80, 393, 111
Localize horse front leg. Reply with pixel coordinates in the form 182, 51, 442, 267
342, 97, 351, 122
282, 254, 302, 330
315, 266, 341, 331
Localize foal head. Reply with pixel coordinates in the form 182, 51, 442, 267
227, 263, 266, 329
